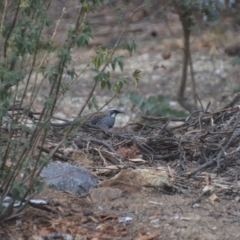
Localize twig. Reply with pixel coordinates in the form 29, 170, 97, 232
97, 146, 107, 166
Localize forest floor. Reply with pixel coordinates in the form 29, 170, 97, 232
1, 1, 240, 239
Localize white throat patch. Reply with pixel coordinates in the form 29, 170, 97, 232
111, 112, 117, 118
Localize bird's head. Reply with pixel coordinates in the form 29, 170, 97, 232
105, 107, 124, 118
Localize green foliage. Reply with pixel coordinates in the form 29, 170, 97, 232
11, 182, 28, 201
122, 37, 137, 56
111, 55, 124, 72
91, 45, 135, 93
56, 47, 72, 63
75, 21, 93, 48
43, 96, 54, 109
0, 0, 142, 222
88, 96, 98, 110
132, 69, 141, 88
121, 93, 187, 117
114, 76, 129, 93
0, 0, 65, 222
92, 46, 109, 69
182, 0, 235, 26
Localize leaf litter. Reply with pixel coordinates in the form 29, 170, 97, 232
2, 94, 240, 239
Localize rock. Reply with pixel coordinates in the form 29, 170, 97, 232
100, 169, 173, 193
40, 162, 98, 195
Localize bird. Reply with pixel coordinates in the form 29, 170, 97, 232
85, 107, 124, 129
50, 107, 124, 136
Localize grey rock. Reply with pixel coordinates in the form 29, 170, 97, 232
40, 162, 98, 195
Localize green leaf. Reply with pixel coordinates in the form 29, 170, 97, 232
11, 182, 27, 201
106, 81, 111, 90
122, 38, 137, 56
121, 93, 187, 117
43, 96, 54, 109
46, 66, 61, 84
92, 53, 104, 69
111, 55, 124, 72
67, 68, 77, 79
88, 96, 98, 110
114, 76, 128, 93
101, 80, 106, 89
76, 21, 93, 48
132, 69, 141, 88
57, 47, 72, 63
39, 155, 50, 167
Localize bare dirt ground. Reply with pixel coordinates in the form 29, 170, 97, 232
1, 1, 240, 239
1, 185, 240, 240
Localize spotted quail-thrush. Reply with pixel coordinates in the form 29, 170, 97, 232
86, 107, 124, 129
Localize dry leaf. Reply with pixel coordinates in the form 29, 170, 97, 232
5, 160, 14, 167
210, 193, 220, 202
117, 144, 139, 159
99, 214, 118, 221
